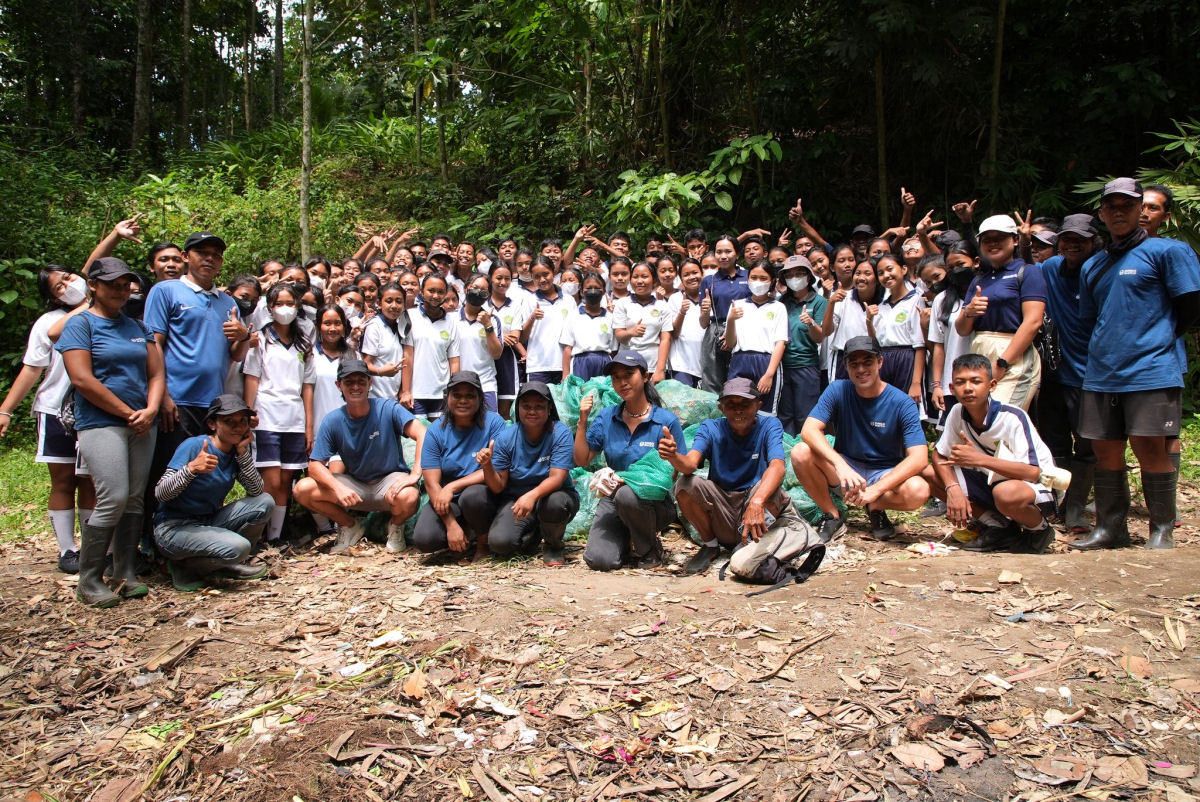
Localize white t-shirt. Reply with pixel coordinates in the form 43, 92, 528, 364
455, 312, 498, 392
486, 295, 530, 340
937, 400, 1054, 493
409, 307, 461, 399
827, 295, 871, 380
360, 313, 412, 400
525, 292, 573, 373
612, 295, 670, 371
243, 328, 317, 433
25, 309, 72, 416
312, 345, 354, 431
728, 298, 787, 354
663, 293, 705, 378
873, 288, 926, 348
562, 306, 617, 354
928, 291, 972, 381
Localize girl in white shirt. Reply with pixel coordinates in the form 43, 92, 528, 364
360, 282, 411, 401
458, 274, 504, 411
724, 260, 788, 414
562, 271, 616, 379
403, 273, 461, 418
820, 257, 879, 382
243, 284, 316, 542
867, 253, 926, 406
485, 263, 529, 418
663, 257, 705, 387
614, 260, 671, 378
927, 245, 978, 416
521, 255, 573, 384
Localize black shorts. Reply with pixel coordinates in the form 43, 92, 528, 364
1078, 387, 1181, 441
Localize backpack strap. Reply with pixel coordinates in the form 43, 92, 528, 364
744, 544, 826, 597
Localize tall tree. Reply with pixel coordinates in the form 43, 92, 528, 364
131, 0, 154, 159
273, 0, 284, 119
300, 0, 314, 261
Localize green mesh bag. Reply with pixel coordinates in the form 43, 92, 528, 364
617, 448, 676, 501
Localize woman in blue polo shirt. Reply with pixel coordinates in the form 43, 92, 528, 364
56, 258, 165, 608
473, 382, 579, 566
574, 350, 686, 571
412, 371, 507, 559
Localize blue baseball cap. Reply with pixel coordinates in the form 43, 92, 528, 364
604, 350, 648, 374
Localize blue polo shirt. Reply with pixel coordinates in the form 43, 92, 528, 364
311, 398, 415, 481
157, 436, 241, 521
965, 259, 1046, 333
1039, 255, 1088, 388
691, 414, 785, 492
493, 420, 577, 496
421, 411, 508, 483
699, 267, 750, 322
143, 278, 241, 408
809, 380, 926, 471
586, 404, 686, 471
1080, 237, 1200, 392
55, 312, 151, 431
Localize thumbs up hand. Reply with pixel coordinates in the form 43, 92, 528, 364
799, 304, 815, 326
964, 284, 988, 318
188, 438, 220, 474
223, 304, 250, 343
476, 439, 495, 466
656, 425, 678, 460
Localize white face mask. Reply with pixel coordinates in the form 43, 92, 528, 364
272, 305, 298, 325
340, 303, 361, 322
60, 276, 87, 307
308, 274, 326, 291
477, 259, 492, 275
703, 267, 718, 278
673, 277, 682, 290
748, 280, 772, 297
785, 276, 809, 292
560, 281, 580, 297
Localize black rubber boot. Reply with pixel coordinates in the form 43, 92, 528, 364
1143, 471, 1177, 549
76, 523, 120, 608
1169, 451, 1182, 527
1061, 461, 1094, 533
110, 514, 150, 598
1069, 469, 1130, 550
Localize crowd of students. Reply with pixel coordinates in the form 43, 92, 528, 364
2, 178, 1197, 607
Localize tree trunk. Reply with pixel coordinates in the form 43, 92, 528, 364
273, 0, 283, 118
654, 0, 671, 170
874, 49, 888, 231
300, 0, 313, 262
428, 0, 448, 183
180, 0, 191, 147
986, 0, 1007, 177
412, 0, 422, 168
131, 0, 153, 160
70, 0, 84, 135
243, 1, 253, 132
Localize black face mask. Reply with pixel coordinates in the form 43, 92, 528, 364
123, 296, 145, 319
234, 297, 256, 317
583, 288, 605, 305
950, 266, 974, 288
465, 288, 489, 308
929, 279, 949, 295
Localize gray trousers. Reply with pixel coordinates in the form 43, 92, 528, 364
700, 321, 730, 393
583, 486, 674, 571
76, 425, 157, 528
488, 490, 579, 556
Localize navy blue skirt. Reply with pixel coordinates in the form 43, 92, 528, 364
727, 351, 782, 415
496, 346, 520, 399
572, 351, 612, 381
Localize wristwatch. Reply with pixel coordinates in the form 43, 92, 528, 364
484, 326, 494, 333
996, 357, 1009, 370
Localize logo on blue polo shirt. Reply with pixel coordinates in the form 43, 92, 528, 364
638, 440, 655, 447
1119, 269, 1138, 276
537, 455, 550, 462
369, 430, 380, 440
870, 421, 886, 429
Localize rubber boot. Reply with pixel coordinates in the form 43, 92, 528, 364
169, 558, 217, 592
1169, 451, 1182, 527
76, 523, 120, 608
1069, 469, 1130, 550
1143, 471, 1177, 549
1061, 461, 1094, 533
110, 514, 150, 598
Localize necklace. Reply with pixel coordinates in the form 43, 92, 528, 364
624, 404, 652, 418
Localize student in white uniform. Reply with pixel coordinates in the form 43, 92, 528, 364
484, 262, 529, 418
360, 282, 411, 402
403, 273, 461, 418
243, 283, 317, 543
613, 260, 671, 379
663, 257, 706, 387
312, 304, 357, 428
521, 255, 573, 384
457, 274, 504, 411
562, 271, 616, 379
867, 253, 926, 406
724, 259, 788, 414
820, 258, 878, 382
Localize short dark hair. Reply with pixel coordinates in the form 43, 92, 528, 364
952, 352, 992, 379
684, 228, 707, 246
1145, 184, 1174, 212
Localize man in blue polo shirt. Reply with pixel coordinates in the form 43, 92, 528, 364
660, 377, 797, 575
791, 336, 930, 542
294, 358, 426, 555
698, 236, 750, 392
1072, 178, 1200, 551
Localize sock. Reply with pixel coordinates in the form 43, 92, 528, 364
312, 513, 333, 534
1026, 516, 1049, 531
77, 507, 92, 527
49, 509, 77, 554
268, 505, 287, 541
703, 540, 719, 549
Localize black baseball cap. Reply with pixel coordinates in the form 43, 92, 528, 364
719, 377, 760, 401
1100, 177, 1143, 200
844, 336, 882, 359
851, 224, 876, 238
206, 393, 253, 420
604, 350, 648, 374
337, 358, 371, 380
447, 370, 483, 392
183, 231, 228, 252
87, 257, 140, 283
427, 248, 454, 264
515, 381, 559, 420
1059, 214, 1098, 238
1032, 230, 1058, 248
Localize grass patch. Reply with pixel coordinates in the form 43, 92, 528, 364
0, 446, 50, 541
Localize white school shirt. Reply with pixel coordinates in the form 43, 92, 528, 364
24, 309, 72, 416
729, 297, 788, 354
486, 295, 530, 339
663, 292, 705, 377
242, 328, 316, 433
360, 313, 412, 400
525, 291, 574, 373
612, 295, 670, 371
562, 305, 617, 354
409, 306, 461, 399
928, 291, 972, 377
312, 344, 354, 431
873, 288, 926, 348
456, 311, 498, 392
937, 399, 1055, 490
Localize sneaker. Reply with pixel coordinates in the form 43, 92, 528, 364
816, 513, 846, 544
385, 523, 408, 554
57, 550, 80, 575
867, 509, 895, 541
918, 498, 948, 519
330, 520, 366, 554
959, 522, 1021, 552
681, 545, 719, 575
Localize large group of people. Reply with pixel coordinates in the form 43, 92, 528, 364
2, 178, 1197, 607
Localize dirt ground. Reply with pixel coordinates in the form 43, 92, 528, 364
1, 501, 1200, 802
